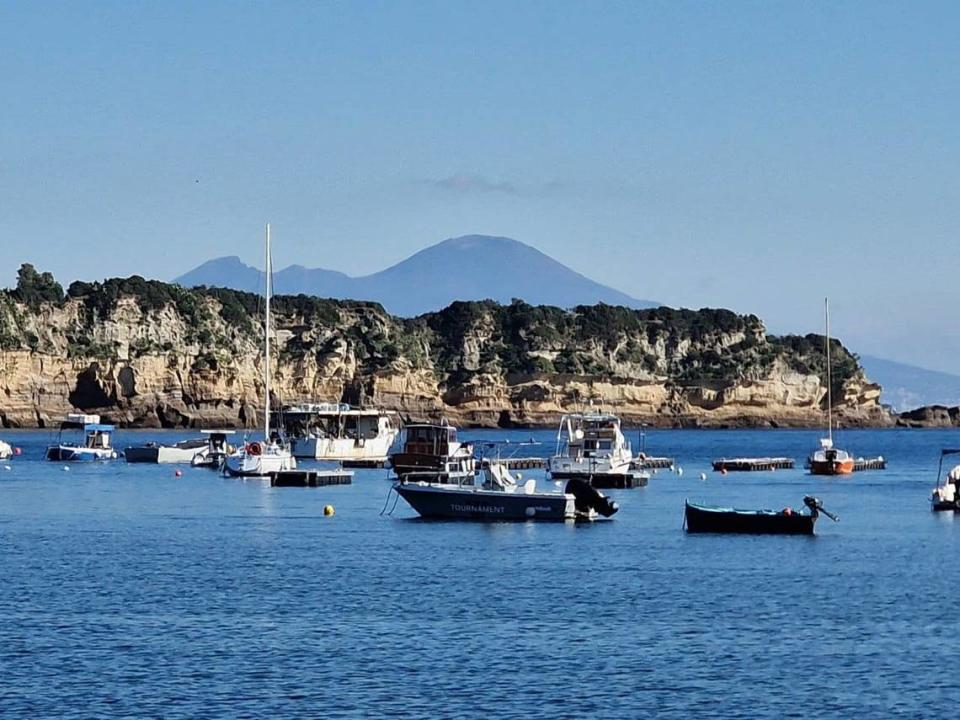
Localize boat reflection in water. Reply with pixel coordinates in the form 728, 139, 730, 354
684, 496, 837, 535
393, 462, 619, 522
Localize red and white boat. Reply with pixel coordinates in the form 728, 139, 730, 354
807, 299, 854, 476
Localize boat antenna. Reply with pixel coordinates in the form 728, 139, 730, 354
265, 223, 271, 443
824, 297, 832, 444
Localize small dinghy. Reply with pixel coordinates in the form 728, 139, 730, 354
930, 449, 960, 511
393, 462, 619, 521
684, 496, 837, 535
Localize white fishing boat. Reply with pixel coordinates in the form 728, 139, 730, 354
931, 448, 960, 511
393, 462, 619, 521
280, 403, 399, 465
547, 412, 635, 481
0, 439, 13, 460
389, 422, 476, 483
224, 224, 296, 478
124, 430, 236, 465
45, 414, 119, 462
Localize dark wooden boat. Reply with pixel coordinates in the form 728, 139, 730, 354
684, 496, 837, 535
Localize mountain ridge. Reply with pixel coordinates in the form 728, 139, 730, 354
173, 234, 657, 316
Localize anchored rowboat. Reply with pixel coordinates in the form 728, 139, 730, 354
684, 496, 837, 535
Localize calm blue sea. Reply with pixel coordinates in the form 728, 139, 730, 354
1, 427, 958, 718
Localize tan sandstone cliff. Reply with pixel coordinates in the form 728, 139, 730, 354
0, 275, 890, 429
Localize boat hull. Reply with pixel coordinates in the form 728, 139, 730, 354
685, 502, 816, 535
548, 470, 648, 489
223, 451, 296, 477
125, 443, 208, 464
395, 482, 576, 521
291, 431, 398, 462
809, 459, 855, 476
46, 446, 119, 462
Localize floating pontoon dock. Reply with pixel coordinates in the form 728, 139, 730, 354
269, 470, 354, 487
712, 457, 796, 472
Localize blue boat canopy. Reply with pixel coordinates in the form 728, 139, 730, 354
61, 421, 114, 432
84, 424, 114, 432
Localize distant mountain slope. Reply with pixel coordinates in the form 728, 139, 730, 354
859, 355, 960, 411
173, 234, 657, 315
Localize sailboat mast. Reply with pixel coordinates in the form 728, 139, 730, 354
265, 223, 271, 442
825, 297, 832, 443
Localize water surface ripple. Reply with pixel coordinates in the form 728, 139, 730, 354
1, 428, 958, 717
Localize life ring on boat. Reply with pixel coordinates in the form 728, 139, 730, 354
247, 441, 263, 456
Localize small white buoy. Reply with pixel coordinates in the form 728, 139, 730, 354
3, 465, 11, 471
63, 466, 70, 472
677, 466, 684, 477
699, 472, 707, 481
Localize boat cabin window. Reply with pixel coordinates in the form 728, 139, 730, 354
86, 431, 110, 448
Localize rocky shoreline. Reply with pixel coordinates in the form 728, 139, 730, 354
0, 269, 894, 430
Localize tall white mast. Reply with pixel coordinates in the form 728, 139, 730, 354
264, 223, 271, 442
825, 297, 832, 443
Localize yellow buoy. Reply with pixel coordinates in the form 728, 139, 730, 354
323, 504, 335, 517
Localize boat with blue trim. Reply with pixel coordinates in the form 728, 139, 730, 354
45, 414, 119, 462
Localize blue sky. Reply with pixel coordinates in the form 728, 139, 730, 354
1, 1, 958, 372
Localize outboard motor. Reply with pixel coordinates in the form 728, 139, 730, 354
803, 495, 839, 522
565, 478, 619, 518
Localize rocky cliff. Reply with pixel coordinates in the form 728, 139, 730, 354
896, 405, 960, 428
0, 271, 890, 429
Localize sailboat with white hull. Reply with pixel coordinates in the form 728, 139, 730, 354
224, 224, 297, 478
808, 298, 854, 476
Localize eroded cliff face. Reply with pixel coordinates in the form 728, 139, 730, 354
0, 280, 890, 428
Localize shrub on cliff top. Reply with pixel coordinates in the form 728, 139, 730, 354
12, 264, 64, 306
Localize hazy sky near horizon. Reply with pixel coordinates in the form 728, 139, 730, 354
1, 1, 958, 373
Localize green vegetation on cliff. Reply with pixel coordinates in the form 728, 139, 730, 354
0, 265, 866, 408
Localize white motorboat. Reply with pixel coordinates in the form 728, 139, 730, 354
547, 412, 635, 481
45, 414, 119, 462
393, 462, 619, 521
389, 422, 476, 483
191, 430, 237, 468
223, 224, 296, 478
125, 430, 236, 465
931, 448, 960, 511
0, 439, 13, 460
280, 403, 399, 464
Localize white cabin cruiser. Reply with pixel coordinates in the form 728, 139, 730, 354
223, 224, 295, 478
393, 462, 619, 521
280, 403, 399, 465
125, 430, 236, 465
45, 414, 119, 462
389, 423, 476, 483
547, 412, 634, 481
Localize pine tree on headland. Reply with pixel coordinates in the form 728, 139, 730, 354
13, 263, 64, 306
